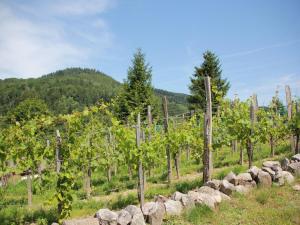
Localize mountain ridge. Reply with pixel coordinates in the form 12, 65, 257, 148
0, 67, 189, 116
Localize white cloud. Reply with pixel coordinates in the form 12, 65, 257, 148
0, 1, 115, 78
50, 0, 116, 15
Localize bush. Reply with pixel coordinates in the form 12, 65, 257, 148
110, 194, 138, 210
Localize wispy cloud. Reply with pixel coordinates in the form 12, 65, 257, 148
0, 0, 116, 78
222, 39, 300, 59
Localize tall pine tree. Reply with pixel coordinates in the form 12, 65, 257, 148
115, 49, 155, 121
188, 51, 230, 112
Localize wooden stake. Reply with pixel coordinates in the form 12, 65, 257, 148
285, 85, 294, 152
163, 96, 172, 184
203, 76, 213, 183
136, 113, 144, 206
56, 130, 62, 173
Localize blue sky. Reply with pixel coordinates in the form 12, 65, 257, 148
0, 0, 299, 104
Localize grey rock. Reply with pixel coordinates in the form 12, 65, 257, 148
204, 179, 221, 190
262, 161, 280, 168
164, 200, 183, 216
236, 173, 253, 185
117, 210, 131, 225
154, 195, 168, 203
235, 185, 251, 194
292, 184, 300, 191
248, 166, 261, 180
171, 191, 194, 208
280, 158, 290, 171
196, 192, 217, 209
95, 209, 118, 225
288, 162, 300, 176
124, 205, 145, 225
292, 153, 300, 162
219, 180, 236, 196
257, 170, 272, 187
197, 186, 222, 203
224, 172, 238, 185
142, 201, 165, 225
282, 171, 295, 184
262, 167, 276, 180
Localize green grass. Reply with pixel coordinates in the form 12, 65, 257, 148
0, 142, 293, 224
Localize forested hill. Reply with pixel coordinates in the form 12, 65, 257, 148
0, 68, 189, 116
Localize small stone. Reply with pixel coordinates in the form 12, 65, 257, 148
292, 184, 300, 191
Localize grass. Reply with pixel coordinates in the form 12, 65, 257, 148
0, 142, 293, 224
164, 177, 300, 225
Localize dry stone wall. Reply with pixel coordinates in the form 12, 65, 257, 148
58, 154, 300, 225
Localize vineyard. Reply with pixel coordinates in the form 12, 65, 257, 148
0, 76, 299, 224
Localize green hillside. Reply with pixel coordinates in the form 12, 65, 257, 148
0, 68, 189, 116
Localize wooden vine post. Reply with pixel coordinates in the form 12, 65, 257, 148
136, 113, 144, 206
247, 95, 256, 169
146, 105, 152, 178
203, 75, 213, 183
163, 96, 172, 184
56, 130, 62, 173
285, 85, 294, 152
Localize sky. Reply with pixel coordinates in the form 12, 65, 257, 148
0, 0, 300, 105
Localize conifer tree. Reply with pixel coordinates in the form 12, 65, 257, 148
115, 49, 155, 121
188, 51, 230, 112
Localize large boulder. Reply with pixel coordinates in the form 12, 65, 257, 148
236, 173, 253, 185
219, 180, 236, 196
63, 219, 99, 225
142, 201, 165, 225
197, 192, 217, 209
292, 154, 300, 162
235, 185, 251, 194
288, 162, 300, 176
282, 171, 295, 184
95, 209, 118, 225
224, 172, 238, 185
281, 158, 290, 171
197, 186, 222, 203
171, 192, 194, 209
262, 167, 276, 180
257, 170, 272, 187
164, 200, 183, 216
124, 205, 145, 225
117, 210, 131, 225
248, 166, 261, 180
262, 161, 280, 168
204, 179, 221, 190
